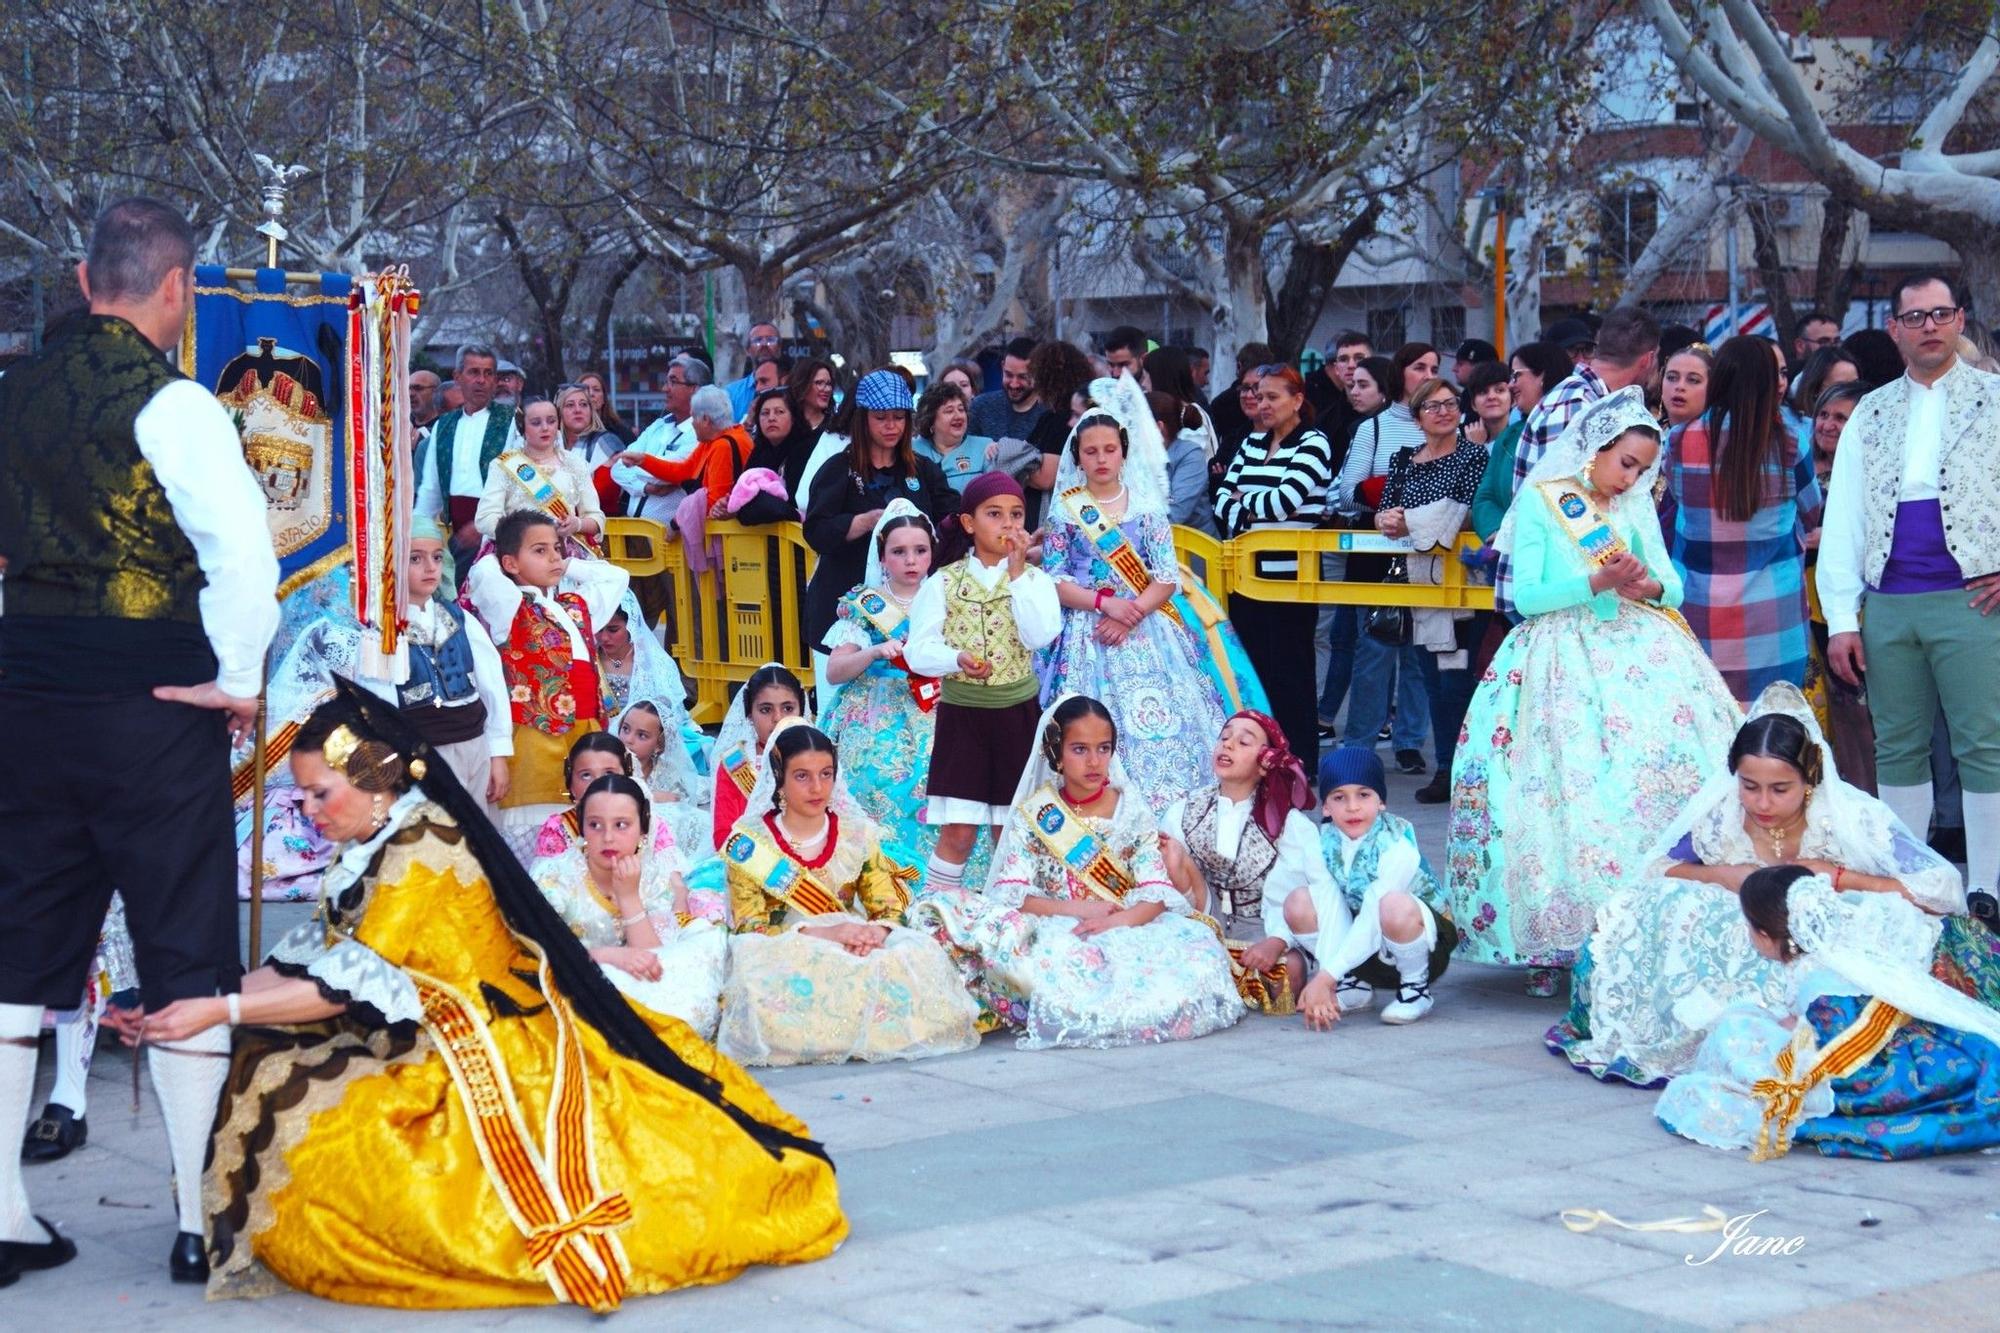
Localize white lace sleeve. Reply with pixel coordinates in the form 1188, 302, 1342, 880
265, 918, 422, 1026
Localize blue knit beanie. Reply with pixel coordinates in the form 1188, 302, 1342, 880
853, 369, 914, 413
1317, 746, 1387, 801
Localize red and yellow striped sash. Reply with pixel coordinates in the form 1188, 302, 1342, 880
1749, 997, 1906, 1161
411, 944, 632, 1310
723, 824, 851, 919
1023, 785, 1134, 904
232, 720, 303, 803
719, 746, 758, 799
1060, 488, 1187, 629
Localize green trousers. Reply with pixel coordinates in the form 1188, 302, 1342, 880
1862, 588, 2000, 791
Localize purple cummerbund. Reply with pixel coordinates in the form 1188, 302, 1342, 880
1874, 498, 1964, 593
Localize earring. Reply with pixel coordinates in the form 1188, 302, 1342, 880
370, 794, 387, 830
775, 789, 786, 813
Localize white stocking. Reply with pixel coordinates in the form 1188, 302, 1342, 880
49, 1005, 93, 1116
1878, 781, 1935, 846
0, 1003, 46, 1241
1963, 791, 2000, 896
148, 1024, 231, 1234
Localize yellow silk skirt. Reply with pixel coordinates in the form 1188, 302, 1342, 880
208, 817, 845, 1310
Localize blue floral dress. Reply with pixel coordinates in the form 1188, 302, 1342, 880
1040, 508, 1229, 817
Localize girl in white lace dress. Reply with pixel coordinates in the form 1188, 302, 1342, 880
530, 774, 726, 1039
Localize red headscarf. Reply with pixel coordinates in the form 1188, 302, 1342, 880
1229, 710, 1313, 841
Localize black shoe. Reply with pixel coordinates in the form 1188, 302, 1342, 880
1930, 826, 1968, 863
0, 1216, 77, 1277
1414, 772, 1451, 804
1970, 892, 1999, 932
21, 1103, 86, 1163
1376, 723, 1393, 743
169, 1231, 209, 1283
1394, 749, 1426, 775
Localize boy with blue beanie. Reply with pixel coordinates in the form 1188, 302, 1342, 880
1261, 746, 1457, 1026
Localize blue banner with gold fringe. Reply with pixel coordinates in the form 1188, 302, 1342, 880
182, 265, 352, 595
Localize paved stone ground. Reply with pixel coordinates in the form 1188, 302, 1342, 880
10, 764, 1999, 1329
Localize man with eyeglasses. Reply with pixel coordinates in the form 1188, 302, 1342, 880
1307, 331, 1370, 444
1793, 310, 1843, 368
611, 352, 710, 524
724, 321, 784, 420
1819, 271, 2000, 914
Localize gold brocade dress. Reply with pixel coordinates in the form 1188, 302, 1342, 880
206, 799, 845, 1311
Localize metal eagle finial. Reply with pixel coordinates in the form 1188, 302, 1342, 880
251, 154, 310, 266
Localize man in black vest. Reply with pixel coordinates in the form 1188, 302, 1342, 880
0, 197, 279, 1286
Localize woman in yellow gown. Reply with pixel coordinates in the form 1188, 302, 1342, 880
140, 679, 844, 1311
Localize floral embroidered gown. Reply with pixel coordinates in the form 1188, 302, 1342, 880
718, 810, 981, 1067
1040, 507, 1229, 817
916, 786, 1244, 1050
1447, 485, 1740, 970
530, 845, 729, 1040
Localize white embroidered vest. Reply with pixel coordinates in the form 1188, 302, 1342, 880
1850, 361, 2000, 586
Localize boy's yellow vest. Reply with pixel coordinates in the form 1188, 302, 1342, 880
940, 560, 1037, 707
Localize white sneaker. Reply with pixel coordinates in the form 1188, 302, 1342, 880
1380, 979, 1434, 1025
1335, 977, 1374, 1012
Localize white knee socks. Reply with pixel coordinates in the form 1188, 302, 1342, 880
148, 1024, 231, 1235
0, 1002, 45, 1242
1878, 781, 1935, 845
1963, 792, 2000, 895
50, 1005, 93, 1117
923, 854, 966, 895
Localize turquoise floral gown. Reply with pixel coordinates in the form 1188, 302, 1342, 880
819, 586, 991, 883
1447, 478, 1741, 972
1039, 503, 1229, 817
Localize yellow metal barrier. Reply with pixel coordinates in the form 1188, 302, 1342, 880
608, 518, 1492, 720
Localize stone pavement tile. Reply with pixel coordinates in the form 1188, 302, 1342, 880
1000, 1070, 1213, 1114
831, 1270, 1098, 1331
996, 1250, 1255, 1310
859, 1212, 1153, 1275
1573, 1260, 1842, 1328
1173, 1224, 1409, 1283
1744, 1264, 2000, 1331
836, 1094, 1406, 1239
1122, 1255, 1698, 1331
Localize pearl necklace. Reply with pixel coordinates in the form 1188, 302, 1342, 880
1089, 484, 1129, 510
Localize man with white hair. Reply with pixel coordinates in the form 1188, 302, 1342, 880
613, 383, 754, 510
413, 342, 523, 572
611, 352, 709, 523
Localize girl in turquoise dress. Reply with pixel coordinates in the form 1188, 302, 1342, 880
1040, 375, 1231, 817
1658, 865, 2000, 1160
1447, 387, 1742, 996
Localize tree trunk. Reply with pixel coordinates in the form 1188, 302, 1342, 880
716, 263, 788, 380
493, 209, 577, 387
1811, 202, 1860, 326
1266, 205, 1380, 361
585, 245, 649, 380
1747, 200, 1797, 355
1208, 220, 1268, 382
1955, 232, 2000, 338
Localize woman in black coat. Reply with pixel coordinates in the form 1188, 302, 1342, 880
802, 370, 962, 651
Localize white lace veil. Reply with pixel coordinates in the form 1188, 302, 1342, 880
1639, 682, 1964, 914
989, 693, 1140, 882
861, 497, 936, 590
614, 695, 705, 805
741, 716, 869, 829
1494, 384, 1667, 558
712, 660, 795, 777
1787, 875, 2000, 1047
1052, 375, 1171, 519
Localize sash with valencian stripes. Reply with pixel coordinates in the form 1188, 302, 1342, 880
1535, 479, 1694, 639
1023, 784, 1135, 902
1060, 488, 1184, 628
410, 940, 634, 1311
503, 450, 601, 553
724, 821, 853, 920
848, 589, 940, 712
718, 745, 758, 800
1749, 997, 1907, 1161
1026, 785, 1290, 1013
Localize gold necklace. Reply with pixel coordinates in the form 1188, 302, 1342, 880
1764, 815, 1805, 864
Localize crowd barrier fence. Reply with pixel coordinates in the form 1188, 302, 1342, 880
602, 517, 1493, 724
